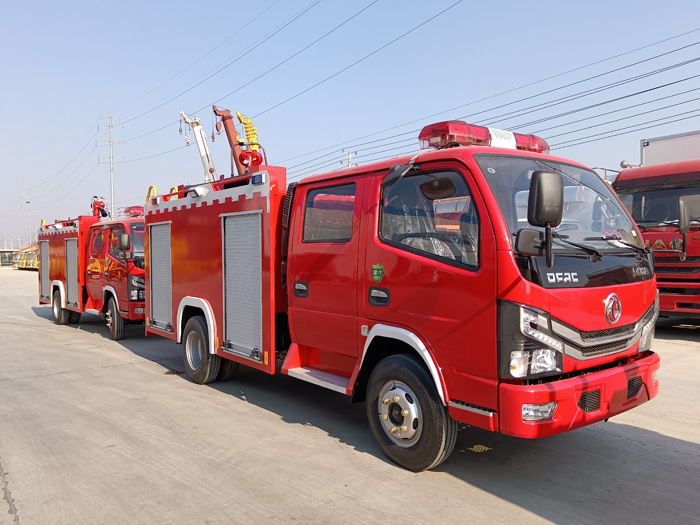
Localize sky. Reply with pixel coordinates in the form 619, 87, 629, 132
2, 0, 700, 247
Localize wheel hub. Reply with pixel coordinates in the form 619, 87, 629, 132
377, 380, 422, 447
186, 332, 204, 370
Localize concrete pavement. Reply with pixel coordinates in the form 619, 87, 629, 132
1, 267, 699, 524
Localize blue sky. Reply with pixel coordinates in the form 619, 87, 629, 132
2, 0, 699, 245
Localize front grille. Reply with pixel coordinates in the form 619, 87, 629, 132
580, 339, 632, 356
655, 266, 700, 275
627, 377, 643, 399
580, 323, 636, 341
578, 390, 600, 412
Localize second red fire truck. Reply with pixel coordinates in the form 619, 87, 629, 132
137, 114, 661, 471
38, 197, 146, 339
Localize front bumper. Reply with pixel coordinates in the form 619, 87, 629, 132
498, 351, 660, 438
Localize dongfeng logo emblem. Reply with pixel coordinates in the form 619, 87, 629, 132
605, 293, 622, 324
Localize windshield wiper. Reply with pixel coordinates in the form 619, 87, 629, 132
552, 233, 602, 259
584, 234, 647, 255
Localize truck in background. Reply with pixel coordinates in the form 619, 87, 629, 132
138, 111, 661, 471
614, 159, 700, 318
640, 130, 700, 166
38, 197, 146, 339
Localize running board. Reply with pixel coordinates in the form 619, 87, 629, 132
286, 367, 349, 394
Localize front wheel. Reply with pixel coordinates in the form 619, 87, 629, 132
366, 354, 458, 472
182, 315, 221, 384
105, 297, 124, 340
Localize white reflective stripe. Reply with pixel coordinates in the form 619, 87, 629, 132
362, 324, 446, 405
488, 127, 516, 149
51, 281, 66, 307
103, 286, 119, 312
176, 297, 217, 354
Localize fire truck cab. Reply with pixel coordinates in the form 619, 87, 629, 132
146, 119, 660, 471
38, 199, 146, 339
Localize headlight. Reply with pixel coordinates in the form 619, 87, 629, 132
131, 275, 145, 288
499, 302, 564, 379
638, 292, 659, 353
522, 402, 558, 421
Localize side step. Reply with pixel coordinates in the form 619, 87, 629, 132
286, 366, 350, 394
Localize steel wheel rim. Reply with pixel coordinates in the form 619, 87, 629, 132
186, 331, 204, 370
52, 296, 60, 319
376, 380, 423, 448
105, 306, 113, 329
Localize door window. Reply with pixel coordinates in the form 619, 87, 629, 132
302, 183, 356, 243
89, 228, 106, 255
380, 171, 479, 268
108, 226, 126, 258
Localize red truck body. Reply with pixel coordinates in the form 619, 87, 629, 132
38, 206, 146, 338
614, 159, 700, 318
144, 121, 660, 470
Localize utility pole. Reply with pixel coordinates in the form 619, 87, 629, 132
98, 116, 123, 218
22, 182, 32, 245
343, 149, 357, 168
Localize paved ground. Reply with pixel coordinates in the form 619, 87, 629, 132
0, 267, 698, 524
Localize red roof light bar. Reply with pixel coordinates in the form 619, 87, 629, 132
419, 120, 550, 154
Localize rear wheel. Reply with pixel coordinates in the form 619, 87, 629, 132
217, 359, 239, 381
182, 316, 220, 384
366, 354, 458, 472
67, 310, 81, 324
51, 290, 69, 325
105, 297, 124, 340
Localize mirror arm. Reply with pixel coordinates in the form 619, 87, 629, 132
545, 223, 553, 268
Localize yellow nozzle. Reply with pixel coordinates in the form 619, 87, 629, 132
236, 111, 258, 151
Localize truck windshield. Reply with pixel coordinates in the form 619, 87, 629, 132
616, 186, 700, 227
476, 155, 643, 253
130, 223, 145, 254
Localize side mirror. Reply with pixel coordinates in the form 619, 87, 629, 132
515, 228, 544, 256
678, 197, 689, 261
381, 164, 413, 189
527, 171, 563, 268
528, 171, 564, 227
118, 233, 131, 251
679, 197, 689, 234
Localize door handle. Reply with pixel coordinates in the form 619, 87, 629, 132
369, 287, 390, 306
87, 270, 91, 277
104, 270, 109, 279
294, 281, 309, 298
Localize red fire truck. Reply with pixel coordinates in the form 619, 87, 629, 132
614, 159, 700, 318
139, 113, 661, 471
38, 197, 146, 339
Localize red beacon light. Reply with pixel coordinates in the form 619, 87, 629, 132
418, 120, 549, 154
124, 206, 144, 217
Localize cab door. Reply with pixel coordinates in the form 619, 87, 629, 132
363, 162, 498, 409
287, 176, 366, 376
86, 226, 108, 309
104, 224, 129, 309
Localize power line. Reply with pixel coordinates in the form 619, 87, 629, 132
33, 146, 98, 199
35, 162, 101, 211
276, 27, 700, 164
110, 0, 282, 114
120, 0, 323, 126
210, 1, 380, 107
551, 108, 700, 148
252, 0, 464, 118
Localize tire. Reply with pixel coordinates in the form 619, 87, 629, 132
106, 297, 125, 341
217, 358, 239, 381
51, 290, 69, 325
366, 354, 458, 472
182, 315, 221, 384
67, 310, 81, 324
